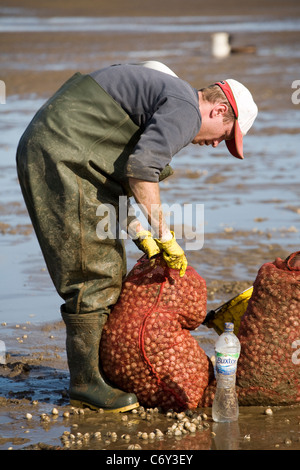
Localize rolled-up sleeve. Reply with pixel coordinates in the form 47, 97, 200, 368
124, 95, 201, 182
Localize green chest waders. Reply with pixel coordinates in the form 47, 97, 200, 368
16, 73, 149, 411
17, 73, 144, 315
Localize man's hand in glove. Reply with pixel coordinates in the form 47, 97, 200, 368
155, 231, 187, 277
128, 178, 186, 274
134, 230, 160, 259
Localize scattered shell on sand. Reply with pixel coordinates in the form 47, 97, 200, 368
57, 407, 210, 449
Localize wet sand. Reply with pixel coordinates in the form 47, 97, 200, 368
1, 0, 300, 452
1, 318, 300, 452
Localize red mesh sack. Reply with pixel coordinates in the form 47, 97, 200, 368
236, 251, 300, 405
100, 255, 212, 411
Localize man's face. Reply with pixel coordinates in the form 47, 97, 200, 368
192, 117, 234, 148
192, 102, 235, 149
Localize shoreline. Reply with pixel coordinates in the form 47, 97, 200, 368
1, 0, 300, 451
4, 0, 300, 18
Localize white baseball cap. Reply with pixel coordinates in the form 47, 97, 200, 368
215, 79, 258, 159
138, 60, 178, 77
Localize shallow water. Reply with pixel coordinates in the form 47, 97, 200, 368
0, 4, 300, 452
0, 11, 300, 324
1, 99, 299, 323
1, 12, 300, 34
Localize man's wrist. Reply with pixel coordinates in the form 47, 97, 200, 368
158, 230, 173, 243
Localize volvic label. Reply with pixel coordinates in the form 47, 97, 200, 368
216, 352, 239, 375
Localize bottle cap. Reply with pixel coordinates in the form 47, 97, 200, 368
224, 322, 234, 331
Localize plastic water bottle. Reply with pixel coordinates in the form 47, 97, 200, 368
212, 322, 240, 422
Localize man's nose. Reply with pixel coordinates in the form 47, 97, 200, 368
212, 136, 224, 147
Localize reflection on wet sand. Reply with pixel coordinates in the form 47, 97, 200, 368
0, 0, 299, 451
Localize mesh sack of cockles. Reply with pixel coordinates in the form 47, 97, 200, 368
235, 251, 300, 406
100, 254, 213, 411
200, 251, 300, 408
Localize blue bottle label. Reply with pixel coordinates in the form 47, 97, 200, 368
216, 352, 239, 375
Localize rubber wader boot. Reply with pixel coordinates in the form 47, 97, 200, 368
62, 310, 139, 412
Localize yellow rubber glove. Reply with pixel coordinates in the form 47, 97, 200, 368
155, 231, 187, 277
134, 230, 161, 258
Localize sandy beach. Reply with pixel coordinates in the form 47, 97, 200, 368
0, 0, 300, 452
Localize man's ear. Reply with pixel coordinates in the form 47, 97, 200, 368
211, 103, 228, 118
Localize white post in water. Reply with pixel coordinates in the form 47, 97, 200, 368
0, 340, 6, 365
0, 80, 6, 104
212, 32, 231, 58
